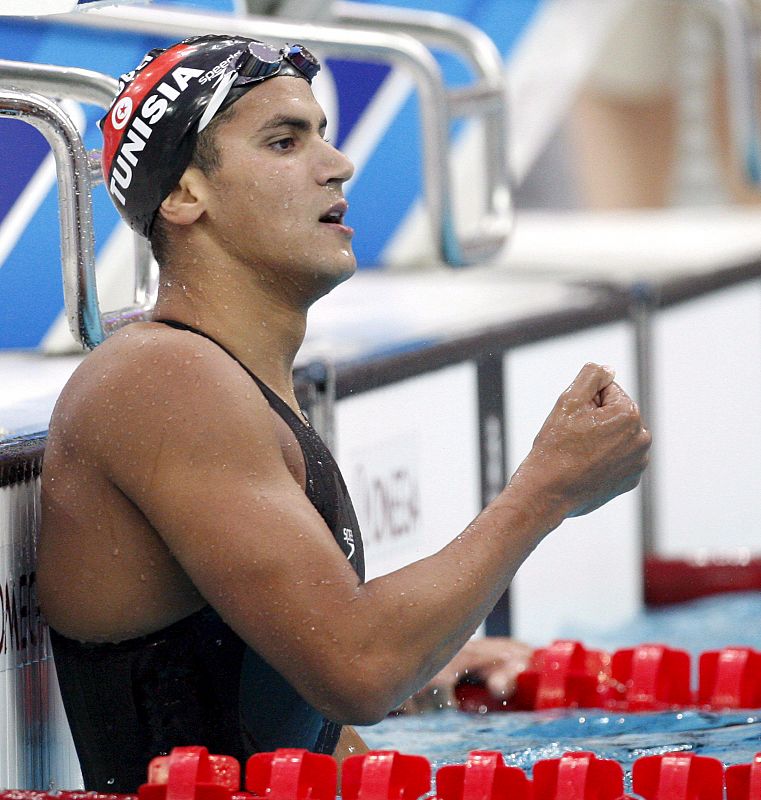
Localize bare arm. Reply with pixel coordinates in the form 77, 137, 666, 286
400, 637, 534, 712
90, 330, 649, 725
334, 726, 369, 770
330, 726, 368, 793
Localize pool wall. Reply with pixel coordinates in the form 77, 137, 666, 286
0, 436, 81, 789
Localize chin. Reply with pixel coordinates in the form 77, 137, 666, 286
300, 254, 356, 307
337, 254, 358, 282
324, 247, 358, 283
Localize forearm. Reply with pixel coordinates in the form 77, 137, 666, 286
162, 364, 648, 725
319, 478, 566, 718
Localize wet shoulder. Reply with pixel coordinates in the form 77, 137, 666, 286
47, 322, 276, 466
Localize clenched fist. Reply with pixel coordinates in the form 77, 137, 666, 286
511, 363, 652, 519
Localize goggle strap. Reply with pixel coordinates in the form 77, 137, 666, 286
197, 70, 238, 132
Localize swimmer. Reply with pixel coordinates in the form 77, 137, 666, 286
36, 35, 651, 792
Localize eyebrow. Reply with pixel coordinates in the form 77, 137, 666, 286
257, 114, 328, 134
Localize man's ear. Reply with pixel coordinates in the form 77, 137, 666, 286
157, 166, 207, 227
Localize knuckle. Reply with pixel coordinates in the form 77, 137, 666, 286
559, 397, 579, 415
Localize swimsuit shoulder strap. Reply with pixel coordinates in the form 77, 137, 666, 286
154, 319, 302, 425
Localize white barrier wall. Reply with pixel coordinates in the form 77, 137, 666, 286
334, 363, 481, 581
653, 281, 761, 556
506, 321, 642, 646
0, 470, 82, 790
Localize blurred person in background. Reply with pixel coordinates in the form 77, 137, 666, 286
571, 0, 761, 209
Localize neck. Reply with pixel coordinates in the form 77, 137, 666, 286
152, 257, 311, 407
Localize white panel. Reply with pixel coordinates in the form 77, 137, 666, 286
653, 281, 761, 556
506, 322, 642, 646
0, 476, 82, 790
334, 363, 480, 580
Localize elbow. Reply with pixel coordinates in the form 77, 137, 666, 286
328, 698, 391, 727
309, 658, 412, 726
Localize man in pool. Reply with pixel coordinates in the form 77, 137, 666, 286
37, 35, 651, 792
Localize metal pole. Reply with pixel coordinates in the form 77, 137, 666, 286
0, 90, 100, 348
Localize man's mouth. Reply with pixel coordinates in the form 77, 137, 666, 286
319, 201, 348, 226
318, 200, 354, 240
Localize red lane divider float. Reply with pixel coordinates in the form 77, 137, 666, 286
700, 649, 761, 710
727, 753, 761, 800
532, 751, 625, 800
513, 640, 611, 711
141, 747, 239, 800
246, 749, 336, 800
7, 749, 761, 800
610, 644, 693, 711
435, 750, 531, 800
342, 751, 430, 800
457, 641, 761, 713
632, 752, 725, 800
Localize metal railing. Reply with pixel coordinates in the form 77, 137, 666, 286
50, 2, 512, 264
333, 1, 512, 263
0, 88, 102, 348
2, 5, 513, 348
0, 60, 158, 349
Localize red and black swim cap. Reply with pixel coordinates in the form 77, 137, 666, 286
99, 34, 320, 238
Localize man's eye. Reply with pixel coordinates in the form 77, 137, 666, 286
271, 137, 295, 151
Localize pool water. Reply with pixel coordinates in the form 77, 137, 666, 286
360, 708, 761, 787
359, 592, 761, 785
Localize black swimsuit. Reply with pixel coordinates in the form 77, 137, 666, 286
49, 321, 365, 792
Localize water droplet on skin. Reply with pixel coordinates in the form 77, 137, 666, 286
112, 548, 120, 556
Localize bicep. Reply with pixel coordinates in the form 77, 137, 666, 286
107, 369, 362, 698
152, 459, 364, 705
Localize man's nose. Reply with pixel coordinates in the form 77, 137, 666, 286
318, 139, 354, 185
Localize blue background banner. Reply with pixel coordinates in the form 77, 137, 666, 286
0, 0, 541, 348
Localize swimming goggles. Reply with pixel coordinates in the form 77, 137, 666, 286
198, 41, 320, 132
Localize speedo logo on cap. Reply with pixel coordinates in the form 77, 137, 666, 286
104, 44, 204, 208
199, 50, 242, 84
